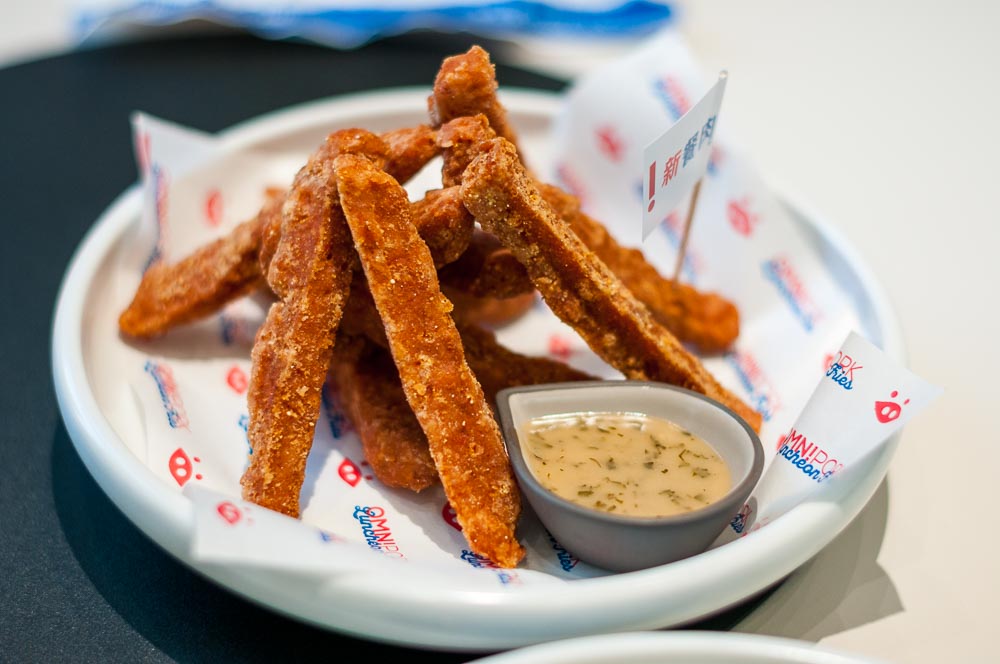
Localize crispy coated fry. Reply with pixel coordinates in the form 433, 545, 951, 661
445, 287, 537, 329
435, 114, 741, 352
118, 188, 282, 339
408, 186, 475, 267
537, 183, 740, 353
428, 46, 520, 154
119, 127, 443, 339
381, 124, 440, 184
437, 114, 498, 188
331, 335, 439, 492
438, 229, 534, 299
335, 151, 524, 568
461, 138, 762, 431
457, 322, 595, 403
240, 129, 388, 518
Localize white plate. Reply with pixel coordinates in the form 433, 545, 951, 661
51, 88, 904, 652
473, 631, 889, 664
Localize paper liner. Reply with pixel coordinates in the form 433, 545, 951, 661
112, 30, 938, 583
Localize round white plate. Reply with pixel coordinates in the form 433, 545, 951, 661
474, 631, 889, 664
52, 88, 904, 652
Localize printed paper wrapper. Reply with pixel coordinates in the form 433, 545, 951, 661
74, 0, 674, 49
113, 30, 938, 587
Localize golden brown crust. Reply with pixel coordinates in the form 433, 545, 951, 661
457, 321, 595, 404
330, 336, 439, 492
240, 129, 388, 518
461, 138, 762, 431
537, 183, 740, 354
335, 151, 524, 568
437, 114, 498, 188
407, 186, 475, 267
117, 190, 281, 339
437, 229, 534, 299
381, 124, 441, 184
428, 46, 520, 154
119, 126, 443, 340
445, 287, 537, 329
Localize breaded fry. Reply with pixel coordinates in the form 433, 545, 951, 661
461, 138, 762, 431
457, 321, 595, 403
340, 275, 389, 348
407, 186, 475, 267
438, 229, 534, 299
437, 114, 498, 188
435, 114, 741, 353
538, 182, 740, 353
119, 127, 443, 339
381, 124, 440, 184
257, 186, 286, 280
444, 287, 537, 329
335, 151, 524, 568
428, 46, 520, 149
240, 129, 388, 518
331, 335, 439, 492
118, 188, 282, 339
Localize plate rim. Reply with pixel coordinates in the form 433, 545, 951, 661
473, 630, 890, 664
51, 87, 905, 651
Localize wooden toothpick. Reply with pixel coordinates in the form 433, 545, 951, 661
672, 178, 703, 282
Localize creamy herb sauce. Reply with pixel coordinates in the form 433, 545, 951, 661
521, 412, 731, 517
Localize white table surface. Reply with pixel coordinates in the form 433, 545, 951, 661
7, 1, 997, 662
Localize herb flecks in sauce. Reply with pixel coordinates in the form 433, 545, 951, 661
521, 412, 731, 517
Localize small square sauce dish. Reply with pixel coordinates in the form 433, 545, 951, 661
496, 380, 764, 573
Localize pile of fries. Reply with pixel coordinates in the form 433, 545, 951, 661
119, 46, 761, 568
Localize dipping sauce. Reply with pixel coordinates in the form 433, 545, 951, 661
520, 412, 731, 517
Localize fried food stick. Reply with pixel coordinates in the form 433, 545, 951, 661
117, 187, 283, 339
335, 152, 524, 568
119, 127, 443, 339
537, 183, 740, 353
456, 322, 595, 403
407, 187, 475, 268
437, 229, 533, 299
240, 129, 388, 518
444, 287, 537, 329
331, 319, 593, 493
380, 124, 440, 184
437, 113, 741, 352
427, 45, 520, 155
461, 138, 763, 431
330, 335, 439, 492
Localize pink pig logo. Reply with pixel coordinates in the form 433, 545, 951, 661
217, 501, 242, 525
338, 458, 362, 487
875, 390, 909, 424
168, 448, 202, 487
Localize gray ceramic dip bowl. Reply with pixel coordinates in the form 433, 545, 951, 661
496, 380, 764, 573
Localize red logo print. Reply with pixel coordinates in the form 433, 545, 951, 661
338, 458, 362, 487
442, 502, 462, 531
226, 366, 248, 394
875, 390, 909, 424
727, 198, 758, 236
823, 353, 835, 371
775, 432, 788, 451
217, 501, 242, 525
168, 447, 202, 487
595, 125, 624, 162
204, 189, 223, 227
548, 334, 573, 360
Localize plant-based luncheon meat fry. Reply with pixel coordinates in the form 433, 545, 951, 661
460, 138, 762, 432
240, 130, 388, 518
335, 151, 524, 568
